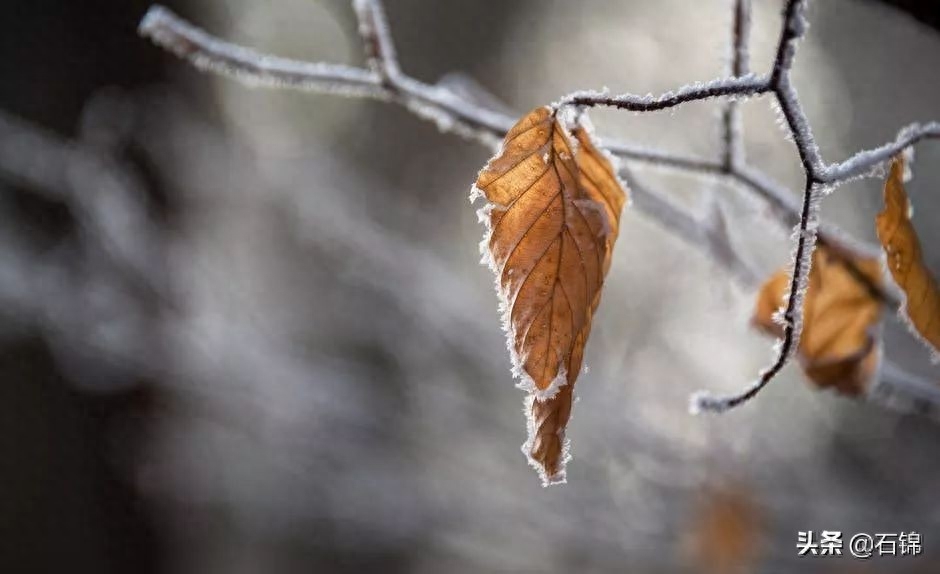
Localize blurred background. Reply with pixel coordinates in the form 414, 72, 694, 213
1, 0, 939, 572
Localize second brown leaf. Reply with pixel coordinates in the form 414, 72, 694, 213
876, 156, 940, 359
753, 247, 884, 396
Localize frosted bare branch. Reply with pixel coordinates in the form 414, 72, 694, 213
820, 122, 940, 183
352, 0, 401, 81
722, 0, 751, 170
139, 6, 386, 98
557, 74, 770, 112
137, 0, 940, 415
695, 0, 823, 412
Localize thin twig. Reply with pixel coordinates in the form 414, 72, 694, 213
722, 0, 751, 170
605, 143, 727, 175
139, 5, 514, 147
557, 75, 771, 111
351, 0, 400, 83
694, 0, 822, 412
139, 7, 387, 97
819, 122, 940, 183
693, 179, 819, 413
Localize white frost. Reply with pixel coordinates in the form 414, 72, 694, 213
527, 364, 569, 402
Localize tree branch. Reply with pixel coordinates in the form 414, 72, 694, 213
694, 0, 826, 412
138, 3, 937, 187
604, 143, 727, 175
138, 1, 940, 416
139, 4, 513, 147
138, 3, 879, 267
557, 75, 771, 112
693, 178, 820, 413
139, 7, 387, 97
351, 0, 400, 83
722, 0, 752, 171
819, 122, 940, 183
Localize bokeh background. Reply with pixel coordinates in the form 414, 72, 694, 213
1, 1, 939, 572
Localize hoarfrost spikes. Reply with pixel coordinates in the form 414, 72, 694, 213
524, 364, 569, 402
468, 184, 485, 204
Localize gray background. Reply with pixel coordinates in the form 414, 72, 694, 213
1, 1, 939, 572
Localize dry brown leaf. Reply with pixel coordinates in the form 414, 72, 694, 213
472, 106, 626, 485
683, 483, 763, 574
753, 247, 884, 396
876, 156, 940, 358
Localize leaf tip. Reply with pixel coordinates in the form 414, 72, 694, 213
521, 393, 573, 487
